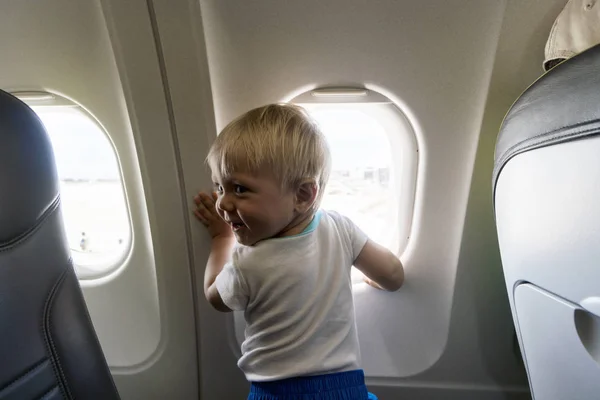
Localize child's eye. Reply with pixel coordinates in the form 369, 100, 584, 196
234, 185, 248, 194
214, 183, 224, 194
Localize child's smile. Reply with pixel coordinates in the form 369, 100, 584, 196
230, 221, 246, 232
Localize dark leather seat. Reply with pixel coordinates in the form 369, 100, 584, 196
0, 90, 120, 400
493, 44, 600, 399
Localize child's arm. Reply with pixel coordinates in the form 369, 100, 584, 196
354, 240, 404, 291
194, 192, 235, 312
204, 237, 235, 311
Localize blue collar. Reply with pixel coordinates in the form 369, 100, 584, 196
287, 210, 322, 238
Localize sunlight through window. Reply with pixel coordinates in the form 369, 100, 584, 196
303, 106, 396, 283
33, 106, 130, 278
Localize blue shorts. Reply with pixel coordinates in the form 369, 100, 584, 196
248, 370, 378, 400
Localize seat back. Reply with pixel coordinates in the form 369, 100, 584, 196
0, 90, 119, 400
493, 44, 600, 399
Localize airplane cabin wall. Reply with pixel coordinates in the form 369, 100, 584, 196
198, 0, 505, 384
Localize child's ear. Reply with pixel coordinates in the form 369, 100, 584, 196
294, 180, 318, 213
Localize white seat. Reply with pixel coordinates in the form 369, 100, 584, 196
493, 44, 600, 400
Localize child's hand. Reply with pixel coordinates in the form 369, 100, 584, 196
193, 192, 233, 240
363, 276, 384, 290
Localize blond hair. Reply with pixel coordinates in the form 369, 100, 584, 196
207, 104, 331, 208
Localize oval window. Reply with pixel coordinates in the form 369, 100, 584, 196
31, 102, 131, 278
294, 89, 418, 283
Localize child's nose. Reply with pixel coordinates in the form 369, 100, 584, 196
217, 194, 235, 213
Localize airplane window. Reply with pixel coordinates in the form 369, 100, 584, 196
302, 106, 398, 283
32, 105, 131, 278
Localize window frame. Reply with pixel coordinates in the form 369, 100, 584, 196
15, 91, 134, 280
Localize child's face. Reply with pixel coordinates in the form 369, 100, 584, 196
212, 169, 297, 246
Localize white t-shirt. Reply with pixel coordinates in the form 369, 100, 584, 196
215, 209, 368, 382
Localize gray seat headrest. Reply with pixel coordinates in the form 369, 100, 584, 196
0, 91, 60, 244
493, 43, 600, 195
